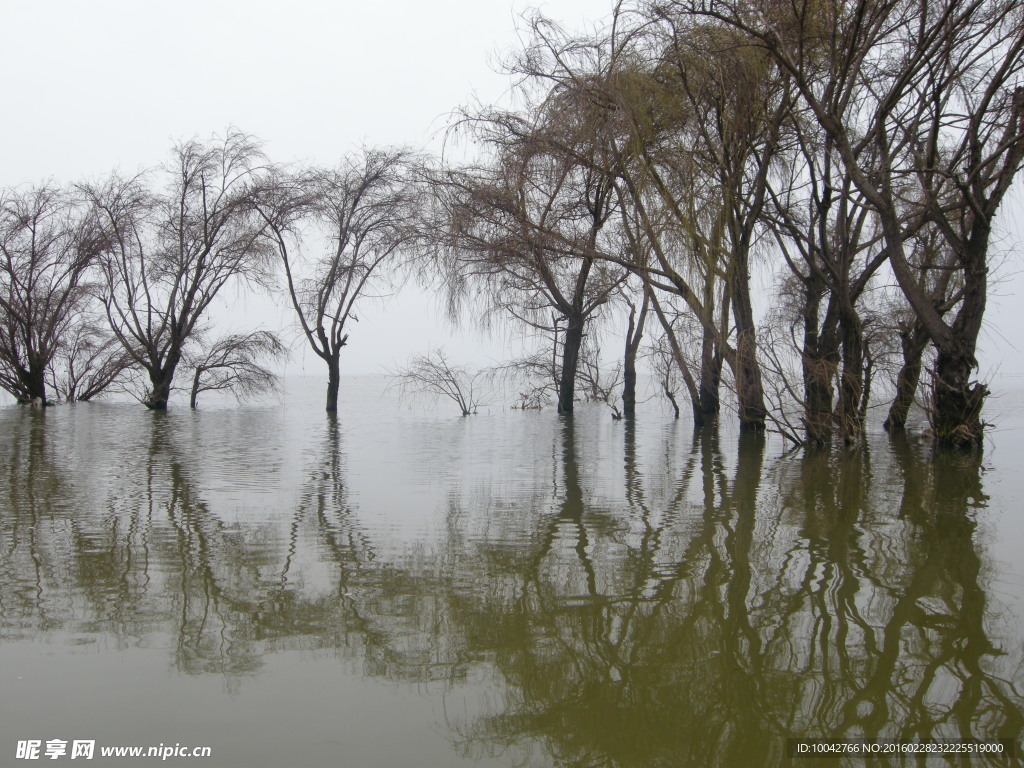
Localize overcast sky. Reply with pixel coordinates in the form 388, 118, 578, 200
1, 0, 602, 178
2, 0, 1022, 380
1, 0, 613, 376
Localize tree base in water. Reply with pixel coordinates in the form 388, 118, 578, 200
932, 378, 988, 448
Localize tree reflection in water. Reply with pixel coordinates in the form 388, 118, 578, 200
437, 424, 1023, 767
0, 405, 1021, 766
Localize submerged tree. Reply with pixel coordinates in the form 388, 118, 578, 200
684, 0, 1024, 445
882, 228, 961, 432
647, 15, 788, 432
426, 130, 624, 415
0, 185, 105, 404
253, 149, 418, 412
762, 130, 889, 445
616, 270, 651, 420
501, 10, 782, 429
48, 317, 135, 402
186, 329, 286, 409
392, 348, 486, 416
87, 130, 272, 409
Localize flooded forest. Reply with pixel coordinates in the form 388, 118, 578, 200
2, 0, 1024, 766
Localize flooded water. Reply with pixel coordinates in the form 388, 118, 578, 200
2, 376, 1023, 767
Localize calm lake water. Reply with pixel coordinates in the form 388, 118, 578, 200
2, 376, 1023, 767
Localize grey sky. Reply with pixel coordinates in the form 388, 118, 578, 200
2, 0, 1022, 380
2, 0, 594, 178
1, 0, 608, 376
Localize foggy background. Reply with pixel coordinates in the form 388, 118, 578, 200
2, 0, 1021, 383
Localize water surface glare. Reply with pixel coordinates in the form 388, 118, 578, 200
2, 376, 1023, 767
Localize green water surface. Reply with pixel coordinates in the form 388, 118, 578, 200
1, 378, 1022, 767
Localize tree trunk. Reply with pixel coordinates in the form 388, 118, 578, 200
931, 349, 987, 447
697, 275, 726, 423
882, 202, 990, 448
803, 359, 835, 445
732, 281, 766, 431
859, 339, 873, 422
698, 323, 722, 423
326, 355, 341, 413
16, 361, 49, 405
884, 326, 929, 432
623, 334, 638, 420
927, 227, 990, 447
836, 303, 864, 442
143, 346, 182, 410
650, 291, 702, 426
801, 289, 837, 446
145, 373, 173, 410
664, 386, 681, 420
190, 368, 203, 409
622, 291, 650, 419
557, 313, 585, 415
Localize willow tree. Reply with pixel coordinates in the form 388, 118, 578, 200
883, 228, 961, 432
0, 185, 105, 404
426, 127, 623, 415
186, 329, 286, 409
652, 18, 790, 431
48, 316, 134, 402
500, 9, 793, 429
252, 149, 417, 412
683, 0, 1024, 446
762, 126, 891, 444
88, 131, 271, 409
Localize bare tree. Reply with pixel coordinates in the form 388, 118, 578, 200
391, 348, 486, 416
682, 0, 1024, 446
48, 316, 135, 402
86, 130, 272, 409
0, 185, 105, 404
645, 328, 683, 420
644, 15, 791, 432
576, 334, 624, 418
485, 328, 623, 413
488, 348, 559, 410
426, 138, 624, 415
186, 329, 286, 408
761, 131, 890, 444
619, 277, 651, 419
252, 149, 417, 412
509, 11, 785, 429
